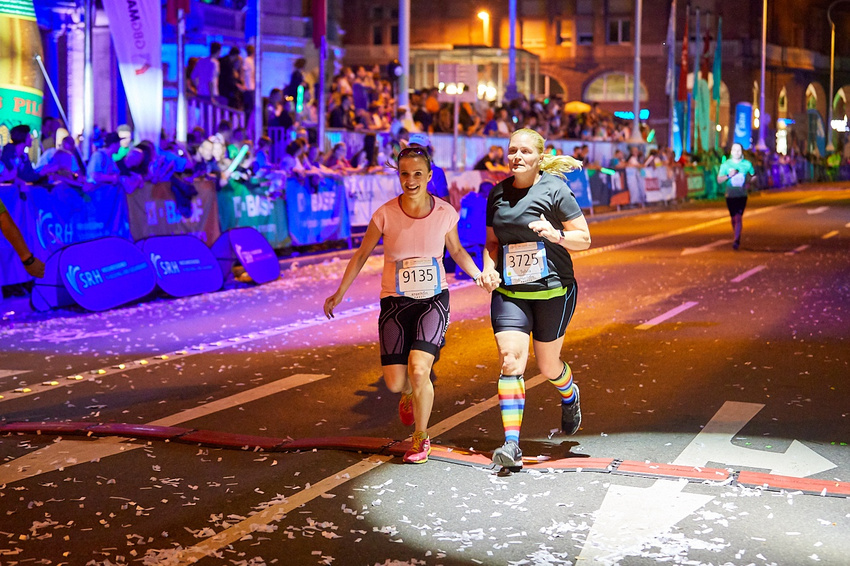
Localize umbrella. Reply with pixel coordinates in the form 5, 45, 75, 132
563, 100, 592, 114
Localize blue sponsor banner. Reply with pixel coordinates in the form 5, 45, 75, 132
59, 237, 156, 311
565, 170, 592, 210
0, 185, 31, 286
137, 235, 224, 297
31, 250, 75, 312
807, 109, 826, 157
217, 178, 290, 248
733, 102, 753, 150
211, 227, 280, 284
285, 176, 350, 246
26, 184, 130, 258
673, 101, 684, 160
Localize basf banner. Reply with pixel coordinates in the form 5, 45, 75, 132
102, 0, 162, 146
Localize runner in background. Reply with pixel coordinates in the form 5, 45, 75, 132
484, 128, 591, 471
323, 146, 499, 464
716, 142, 756, 250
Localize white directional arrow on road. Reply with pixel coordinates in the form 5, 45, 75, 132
580, 480, 714, 565
673, 401, 836, 477
681, 239, 733, 255
578, 400, 837, 564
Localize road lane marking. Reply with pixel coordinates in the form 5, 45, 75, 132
579, 401, 837, 564
785, 244, 810, 255
807, 206, 829, 214
681, 239, 733, 255
730, 265, 766, 283
0, 306, 372, 404
172, 455, 392, 565
0, 370, 29, 379
570, 195, 820, 261
822, 230, 839, 239
635, 301, 698, 330
0, 374, 328, 486
165, 372, 552, 563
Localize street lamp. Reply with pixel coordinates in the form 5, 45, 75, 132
478, 10, 490, 47
826, 1, 850, 152
754, 0, 768, 151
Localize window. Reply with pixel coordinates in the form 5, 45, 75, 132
607, 0, 633, 13
585, 72, 648, 102
521, 20, 547, 49
370, 6, 383, 20
520, 0, 546, 17
556, 20, 573, 46
792, 24, 804, 48
576, 0, 594, 15
372, 25, 383, 45
390, 24, 398, 45
607, 18, 631, 43
576, 17, 593, 45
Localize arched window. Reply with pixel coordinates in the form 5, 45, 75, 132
584, 72, 647, 102
806, 84, 818, 110
778, 86, 788, 118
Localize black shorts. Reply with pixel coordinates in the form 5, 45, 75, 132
726, 196, 748, 216
379, 290, 450, 366
490, 284, 578, 343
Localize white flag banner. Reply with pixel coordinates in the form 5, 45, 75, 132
102, 0, 162, 147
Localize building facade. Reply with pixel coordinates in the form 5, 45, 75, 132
342, 0, 850, 152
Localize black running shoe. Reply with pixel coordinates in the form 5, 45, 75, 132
561, 384, 582, 435
492, 440, 523, 471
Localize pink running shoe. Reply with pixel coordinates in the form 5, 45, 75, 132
398, 392, 415, 426
403, 431, 431, 464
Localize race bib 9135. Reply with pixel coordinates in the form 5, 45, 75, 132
395, 257, 442, 299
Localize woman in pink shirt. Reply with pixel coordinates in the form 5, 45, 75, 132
324, 146, 498, 463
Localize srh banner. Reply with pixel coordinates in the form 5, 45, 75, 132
23, 184, 131, 258
102, 0, 162, 146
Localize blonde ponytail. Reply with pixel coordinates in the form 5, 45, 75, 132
540, 153, 583, 181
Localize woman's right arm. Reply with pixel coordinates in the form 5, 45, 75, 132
482, 227, 502, 289
324, 220, 383, 318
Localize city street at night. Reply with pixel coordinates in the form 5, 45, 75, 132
1, 186, 848, 565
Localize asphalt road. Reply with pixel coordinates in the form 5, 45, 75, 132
1, 186, 848, 566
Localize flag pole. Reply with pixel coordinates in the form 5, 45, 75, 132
253, 0, 262, 144
667, 0, 677, 149
176, 8, 187, 143
629, 0, 644, 143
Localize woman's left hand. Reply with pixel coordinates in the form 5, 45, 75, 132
528, 214, 560, 244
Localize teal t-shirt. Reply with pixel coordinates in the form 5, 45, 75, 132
718, 158, 755, 198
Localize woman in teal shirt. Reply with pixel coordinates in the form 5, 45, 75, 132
717, 143, 756, 250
